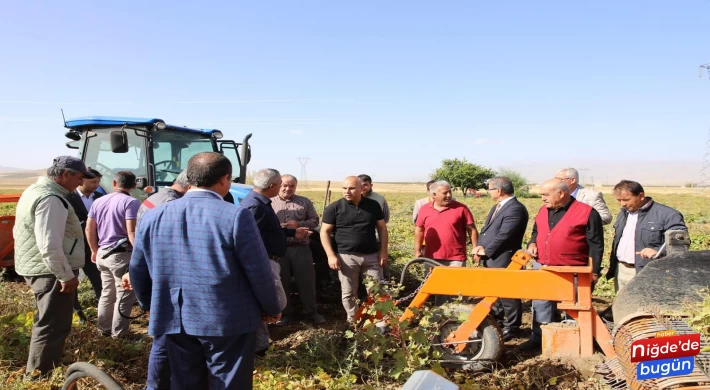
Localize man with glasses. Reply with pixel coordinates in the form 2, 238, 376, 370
555, 168, 612, 225
473, 177, 529, 341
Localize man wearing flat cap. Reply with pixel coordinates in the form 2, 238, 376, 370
13, 156, 95, 377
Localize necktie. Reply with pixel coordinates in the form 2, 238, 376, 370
492, 203, 501, 219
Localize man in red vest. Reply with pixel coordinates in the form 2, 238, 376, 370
519, 179, 604, 351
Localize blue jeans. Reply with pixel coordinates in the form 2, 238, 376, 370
147, 334, 170, 389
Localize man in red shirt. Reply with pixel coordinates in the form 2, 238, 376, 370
414, 180, 478, 305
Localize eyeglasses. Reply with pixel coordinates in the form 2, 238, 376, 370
555, 177, 571, 181
487, 188, 498, 191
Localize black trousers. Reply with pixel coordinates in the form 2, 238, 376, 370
483, 252, 522, 330
73, 258, 103, 317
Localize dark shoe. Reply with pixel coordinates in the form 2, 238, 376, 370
518, 337, 542, 352
76, 309, 88, 324
309, 313, 326, 324
255, 347, 267, 357
502, 328, 521, 342
275, 315, 291, 326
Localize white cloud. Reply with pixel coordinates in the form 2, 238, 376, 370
289, 129, 305, 135
473, 138, 507, 145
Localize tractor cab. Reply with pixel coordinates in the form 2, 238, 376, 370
64, 116, 253, 204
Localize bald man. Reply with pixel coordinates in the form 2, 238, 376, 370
320, 176, 389, 323
519, 179, 604, 352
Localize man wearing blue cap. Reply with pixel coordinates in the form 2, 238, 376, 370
13, 156, 95, 377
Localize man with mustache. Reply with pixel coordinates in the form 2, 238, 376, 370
519, 179, 604, 352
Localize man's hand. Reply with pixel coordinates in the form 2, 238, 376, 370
121, 273, 132, 291
379, 252, 388, 267
473, 246, 485, 256
284, 220, 299, 229
91, 251, 97, 264
472, 254, 481, 266
592, 274, 599, 282
60, 277, 79, 294
328, 255, 340, 271
414, 249, 422, 258
636, 248, 659, 259
295, 227, 311, 241
262, 313, 282, 324
527, 243, 538, 258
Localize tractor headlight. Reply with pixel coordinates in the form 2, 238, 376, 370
154, 121, 167, 131
213, 131, 223, 139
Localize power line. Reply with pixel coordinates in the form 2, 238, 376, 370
298, 157, 310, 185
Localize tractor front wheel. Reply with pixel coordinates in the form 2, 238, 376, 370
432, 304, 503, 372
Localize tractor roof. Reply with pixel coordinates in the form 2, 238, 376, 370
64, 116, 220, 137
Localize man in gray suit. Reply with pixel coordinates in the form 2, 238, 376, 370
556, 168, 612, 225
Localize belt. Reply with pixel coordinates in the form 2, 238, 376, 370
619, 261, 635, 268
267, 254, 280, 262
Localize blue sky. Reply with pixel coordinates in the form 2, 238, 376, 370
1, 1, 709, 182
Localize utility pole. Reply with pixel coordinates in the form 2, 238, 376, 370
699, 128, 710, 191
578, 168, 590, 186
699, 61, 710, 191
298, 157, 310, 186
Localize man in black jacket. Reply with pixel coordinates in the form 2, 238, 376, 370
473, 177, 529, 341
607, 180, 687, 292
66, 168, 103, 323
66, 168, 103, 297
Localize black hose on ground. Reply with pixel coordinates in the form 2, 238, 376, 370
61, 362, 124, 390
398, 257, 447, 286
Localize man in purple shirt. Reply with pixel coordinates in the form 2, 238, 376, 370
86, 171, 141, 338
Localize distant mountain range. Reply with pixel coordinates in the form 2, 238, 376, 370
497, 159, 704, 187
0, 166, 32, 174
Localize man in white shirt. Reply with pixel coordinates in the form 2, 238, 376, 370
75, 171, 102, 212
608, 180, 687, 292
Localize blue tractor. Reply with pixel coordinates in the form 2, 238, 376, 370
63, 116, 253, 203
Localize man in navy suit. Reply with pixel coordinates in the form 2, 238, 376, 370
66, 168, 104, 322
129, 152, 282, 390
473, 177, 529, 341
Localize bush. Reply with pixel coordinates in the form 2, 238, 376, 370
496, 168, 534, 198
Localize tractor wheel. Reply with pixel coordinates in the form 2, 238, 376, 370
432, 304, 503, 372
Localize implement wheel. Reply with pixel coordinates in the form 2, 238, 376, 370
432, 304, 503, 372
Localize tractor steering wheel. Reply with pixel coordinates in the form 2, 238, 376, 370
154, 160, 177, 171
89, 162, 113, 180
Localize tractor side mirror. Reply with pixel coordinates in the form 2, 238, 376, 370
110, 130, 129, 153
135, 177, 148, 190
245, 145, 252, 164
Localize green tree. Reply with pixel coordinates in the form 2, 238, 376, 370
496, 168, 533, 198
430, 158, 495, 197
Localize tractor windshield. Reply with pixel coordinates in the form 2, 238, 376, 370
82, 128, 149, 197
151, 131, 214, 186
